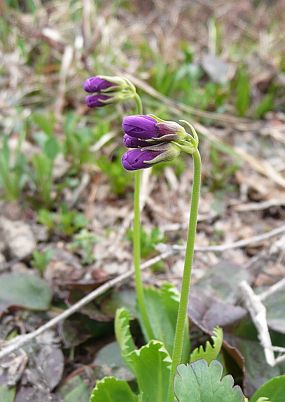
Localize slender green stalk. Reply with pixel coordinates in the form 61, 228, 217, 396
133, 170, 153, 339
167, 149, 201, 402
132, 91, 153, 340
133, 92, 143, 115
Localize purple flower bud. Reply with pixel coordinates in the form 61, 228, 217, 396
83, 76, 114, 93
122, 149, 163, 170
123, 134, 151, 148
85, 94, 110, 108
122, 115, 159, 139
122, 143, 180, 170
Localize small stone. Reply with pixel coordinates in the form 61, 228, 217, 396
0, 217, 36, 259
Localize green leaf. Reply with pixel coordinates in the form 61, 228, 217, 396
175, 360, 244, 402
59, 375, 90, 402
129, 340, 171, 402
89, 377, 138, 402
190, 327, 223, 364
0, 272, 52, 310
0, 386, 15, 402
263, 287, 285, 333
44, 137, 61, 160
32, 112, 55, 136
94, 341, 134, 382
254, 94, 273, 119
250, 376, 285, 402
235, 68, 250, 117
115, 308, 136, 367
143, 284, 190, 361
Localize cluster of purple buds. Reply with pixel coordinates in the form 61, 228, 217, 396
83, 75, 135, 108
122, 115, 188, 171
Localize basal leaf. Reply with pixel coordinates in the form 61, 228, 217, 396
0, 386, 15, 402
190, 326, 223, 364
250, 375, 285, 402
129, 340, 171, 402
115, 308, 136, 367
175, 360, 244, 402
0, 272, 52, 310
143, 284, 190, 362
89, 377, 138, 402
59, 375, 89, 402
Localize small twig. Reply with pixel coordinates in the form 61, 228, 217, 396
270, 346, 285, 353
233, 199, 285, 212
240, 281, 275, 366
0, 251, 171, 360
274, 354, 285, 366
164, 224, 285, 253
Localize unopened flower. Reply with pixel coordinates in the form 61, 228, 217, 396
83, 75, 135, 108
123, 115, 158, 139
121, 114, 198, 170
123, 134, 151, 148
122, 115, 186, 141
85, 94, 111, 108
83, 76, 115, 93
122, 143, 180, 171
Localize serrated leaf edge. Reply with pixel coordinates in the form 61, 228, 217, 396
89, 376, 135, 402
129, 340, 172, 368
190, 326, 223, 364
175, 360, 245, 401
115, 307, 136, 360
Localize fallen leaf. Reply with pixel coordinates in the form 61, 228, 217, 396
189, 290, 247, 332
35, 345, 64, 390
194, 260, 250, 304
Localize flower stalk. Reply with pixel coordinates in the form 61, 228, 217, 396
132, 93, 154, 340
167, 148, 201, 402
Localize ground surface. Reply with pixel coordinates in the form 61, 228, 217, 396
0, 0, 285, 401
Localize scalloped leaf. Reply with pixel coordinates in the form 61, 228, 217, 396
143, 283, 190, 362
129, 340, 171, 402
174, 360, 245, 402
115, 307, 136, 367
89, 377, 138, 402
190, 326, 223, 364
250, 375, 285, 402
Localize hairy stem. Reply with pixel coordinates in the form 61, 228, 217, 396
167, 149, 201, 402
133, 91, 153, 340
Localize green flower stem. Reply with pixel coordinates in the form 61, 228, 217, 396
134, 92, 143, 115
133, 170, 153, 340
167, 149, 201, 402
132, 91, 153, 340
